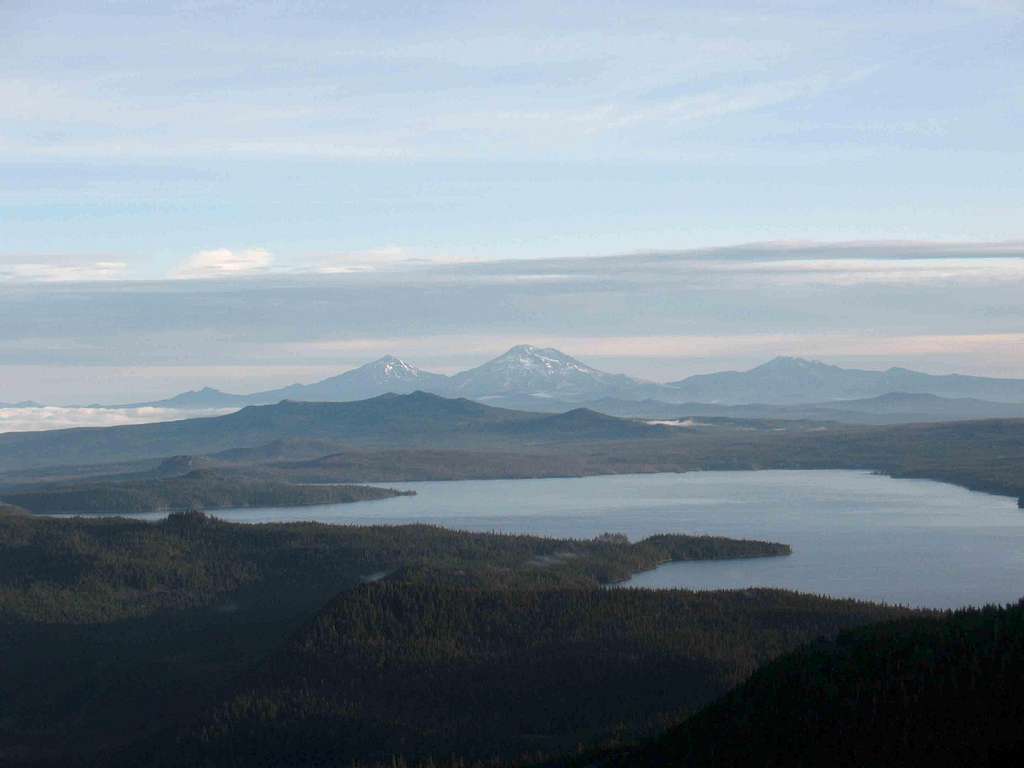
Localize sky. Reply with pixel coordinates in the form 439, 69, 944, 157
1, 1, 1023, 404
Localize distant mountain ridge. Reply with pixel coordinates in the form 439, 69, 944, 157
569, 391, 1024, 425
123, 355, 451, 409
95, 349, 1024, 410
0, 391, 672, 472
668, 356, 1024, 404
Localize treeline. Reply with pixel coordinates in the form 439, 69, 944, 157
0, 514, 786, 625
0, 469, 410, 514
154, 585, 909, 768
585, 600, 1024, 768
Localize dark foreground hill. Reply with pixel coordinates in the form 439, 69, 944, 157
592, 601, 1024, 768
0, 511, 906, 768
155, 586, 906, 768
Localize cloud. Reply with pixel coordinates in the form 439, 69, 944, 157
0, 261, 127, 283
313, 246, 411, 274
688, 255, 1024, 287
173, 248, 273, 279
308, 246, 476, 274
278, 331, 1024, 366
169, 245, 458, 280
1, 241, 1023, 399
606, 72, 864, 129
0, 406, 238, 434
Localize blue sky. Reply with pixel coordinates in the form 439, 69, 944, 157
3, 1, 1022, 274
1, 1, 1023, 403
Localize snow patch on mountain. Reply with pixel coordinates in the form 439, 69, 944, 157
448, 344, 659, 400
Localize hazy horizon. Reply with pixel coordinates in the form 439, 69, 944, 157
2, 239, 1023, 404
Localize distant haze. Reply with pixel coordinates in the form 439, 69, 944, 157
1, 242, 1023, 403
9, 342, 1024, 433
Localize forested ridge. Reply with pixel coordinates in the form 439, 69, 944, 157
0, 469, 409, 514
0, 512, 807, 766
156, 585, 908, 767
4, 504, 1015, 767
573, 601, 1024, 768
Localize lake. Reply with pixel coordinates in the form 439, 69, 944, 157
125, 470, 1023, 609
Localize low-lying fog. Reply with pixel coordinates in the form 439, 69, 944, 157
0, 406, 237, 433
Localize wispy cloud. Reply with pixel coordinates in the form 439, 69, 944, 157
173, 248, 273, 279
168, 245, 471, 279
0, 261, 127, 282
278, 332, 1024, 367
1, 241, 1023, 400
689, 256, 1024, 287
0, 406, 237, 434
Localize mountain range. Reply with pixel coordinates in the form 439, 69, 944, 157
112, 346, 1024, 416
121, 346, 681, 409
666, 356, 1024, 404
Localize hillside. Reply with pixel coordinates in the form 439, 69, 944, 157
1, 392, 659, 472
156, 586, 907, 768
599, 601, 1024, 767
0, 470, 409, 514
0, 513, 797, 765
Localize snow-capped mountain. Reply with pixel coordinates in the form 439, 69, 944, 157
116, 349, 1024, 411
126, 346, 681, 408
125, 356, 451, 408
448, 345, 676, 401
278, 355, 450, 402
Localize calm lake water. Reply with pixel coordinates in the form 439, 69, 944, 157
124, 470, 1023, 609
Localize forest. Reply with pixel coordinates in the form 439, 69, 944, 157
1, 455, 1022, 766
0, 511, 811, 766
156, 585, 909, 767
0, 469, 409, 514
576, 601, 1024, 767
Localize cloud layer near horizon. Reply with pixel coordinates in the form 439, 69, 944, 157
1, 242, 1023, 404
0, 406, 237, 434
